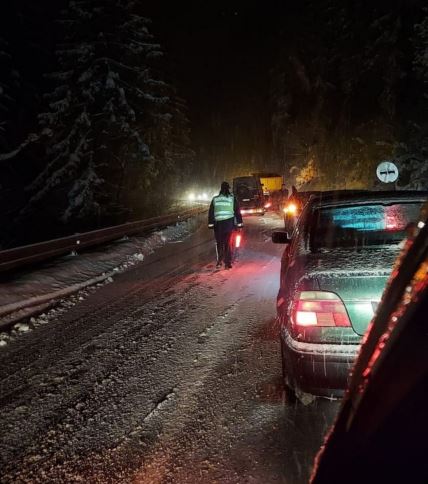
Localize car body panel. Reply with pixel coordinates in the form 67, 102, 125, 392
281, 329, 359, 395
313, 270, 392, 336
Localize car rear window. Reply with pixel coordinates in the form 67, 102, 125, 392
298, 191, 320, 201
310, 202, 423, 250
234, 177, 259, 189
234, 178, 261, 199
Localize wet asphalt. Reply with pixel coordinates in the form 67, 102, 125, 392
0, 213, 340, 483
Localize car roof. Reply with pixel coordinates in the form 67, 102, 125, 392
307, 190, 428, 209
293, 189, 367, 199
296, 190, 321, 197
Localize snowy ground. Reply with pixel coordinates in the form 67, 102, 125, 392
0, 212, 340, 483
0, 213, 204, 337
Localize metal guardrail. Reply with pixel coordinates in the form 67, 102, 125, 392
0, 205, 207, 273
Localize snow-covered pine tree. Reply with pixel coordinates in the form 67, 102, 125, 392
22, 0, 186, 231
269, 0, 420, 190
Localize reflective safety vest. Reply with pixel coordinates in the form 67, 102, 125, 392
213, 194, 234, 221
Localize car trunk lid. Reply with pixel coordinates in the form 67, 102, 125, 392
316, 274, 388, 335
303, 249, 398, 336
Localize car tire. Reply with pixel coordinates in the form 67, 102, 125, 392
280, 338, 297, 404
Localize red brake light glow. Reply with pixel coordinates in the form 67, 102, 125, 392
292, 291, 351, 327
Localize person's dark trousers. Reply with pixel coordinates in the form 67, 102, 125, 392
214, 218, 235, 266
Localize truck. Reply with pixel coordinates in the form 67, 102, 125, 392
251, 172, 287, 210
232, 175, 265, 215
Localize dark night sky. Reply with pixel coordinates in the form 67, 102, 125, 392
146, 2, 283, 103
1, 0, 427, 245
144, 0, 425, 179
145, 1, 298, 177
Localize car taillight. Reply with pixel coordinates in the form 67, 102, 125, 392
283, 203, 297, 215
292, 291, 351, 327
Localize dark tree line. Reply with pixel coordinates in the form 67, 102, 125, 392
269, 0, 428, 190
0, 0, 192, 248
1, 1, 427, 247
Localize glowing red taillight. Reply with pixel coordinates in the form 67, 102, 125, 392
292, 291, 351, 327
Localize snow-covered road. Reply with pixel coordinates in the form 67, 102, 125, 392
0, 214, 339, 483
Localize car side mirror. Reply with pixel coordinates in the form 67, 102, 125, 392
272, 230, 292, 244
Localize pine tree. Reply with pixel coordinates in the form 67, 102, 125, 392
269, 0, 419, 190
22, 0, 189, 231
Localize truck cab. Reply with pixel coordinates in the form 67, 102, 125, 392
232, 176, 265, 215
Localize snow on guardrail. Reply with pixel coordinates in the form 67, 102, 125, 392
0, 206, 207, 273
0, 207, 208, 334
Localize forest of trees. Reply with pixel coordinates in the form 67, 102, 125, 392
270, 0, 428, 190
1, 0, 427, 248
0, 0, 192, 247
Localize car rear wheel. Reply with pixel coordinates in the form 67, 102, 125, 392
280, 338, 297, 403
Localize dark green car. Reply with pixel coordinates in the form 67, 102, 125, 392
273, 190, 428, 399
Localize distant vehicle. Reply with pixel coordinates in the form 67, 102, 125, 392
310, 206, 428, 484
272, 190, 428, 400
232, 176, 265, 215
283, 190, 321, 231
252, 172, 283, 196
252, 172, 285, 210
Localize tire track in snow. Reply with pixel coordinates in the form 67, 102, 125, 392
0, 216, 302, 483
130, 258, 280, 483
0, 252, 253, 482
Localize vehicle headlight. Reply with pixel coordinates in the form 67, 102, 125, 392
284, 203, 297, 215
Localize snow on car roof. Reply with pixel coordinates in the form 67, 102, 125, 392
308, 190, 428, 208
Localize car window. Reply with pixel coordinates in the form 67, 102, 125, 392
293, 205, 311, 252
234, 177, 262, 197
310, 202, 423, 250
234, 177, 259, 189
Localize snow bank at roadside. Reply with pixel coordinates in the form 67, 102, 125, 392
0, 213, 205, 338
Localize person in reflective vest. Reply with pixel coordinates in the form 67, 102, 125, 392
208, 181, 243, 269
